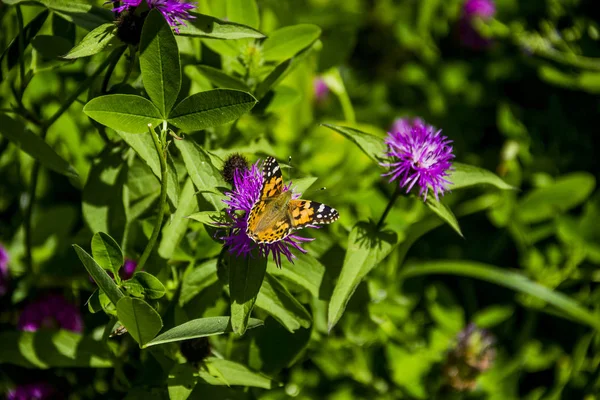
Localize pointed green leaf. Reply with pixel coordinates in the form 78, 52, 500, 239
328, 222, 400, 330
449, 163, 514, 191
399, 261, 600, 332
175, 139, 226, 209
517, 173, 596, 223
229, 253, 268, 336
168, 89, 257, 132
262, 24, 321, 62
255, 59, 292, 100
256, 274, 311, 333
84, 94, 163, 133
196, 65, 250, 91
425, 197, 463, 237
0, 114, 81, 187
62, 23, 120, 59
91, 232, 123, 276
73, 245, 124, 306
159, 179, 198, 259
116, 297, 163, 346
144, 317, 264, 347
180, 259, 219, 306
322, 123, 386, 164
178, 12, 265, 39
267, 252, 325, 298
140, 9, 181, 117
2, 0, 112, 30
186, 210, 223, 227
198, 358, 274, 389
131, 271, 166, 299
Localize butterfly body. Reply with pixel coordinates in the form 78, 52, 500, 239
246, 157, 339, 244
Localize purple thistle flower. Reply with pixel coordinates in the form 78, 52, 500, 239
7, 382, 55, 400
18, 294, 83, 333
313, 77, 329, 102
459, 0, 496, 49
0, 244, 9, 296
221, 160, 314, 268
381, 118, 454, 201
111, 0, 196, 32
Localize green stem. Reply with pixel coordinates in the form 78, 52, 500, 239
24, 129, 47, 273
15, 6, 25, 95
136, 124, 168, 271
376, 186, 401, 230
44, 46, 125, 129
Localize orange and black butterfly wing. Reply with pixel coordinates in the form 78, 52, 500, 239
259, 156, 283, 200
288, 200, 339, 230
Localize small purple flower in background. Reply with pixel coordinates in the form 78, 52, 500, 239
0, 244, 9, 296
380, 118, 454, 201
18, 294, 83, 333
7, 382, 55, 400
221, 160, 313, 268
313, 77, 330, 102
120, 258, 138, 280
111, 0, 196, 32
459, 0, 496, 49
443, 323, 497, 391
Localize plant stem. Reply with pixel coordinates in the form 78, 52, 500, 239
44, 46, 125, 129
136, 124, 168, 271
376, 186, 401, 230
15, 6, 25, 95
24, 128, 47, 273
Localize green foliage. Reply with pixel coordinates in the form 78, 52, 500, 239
2, 0, 600, 398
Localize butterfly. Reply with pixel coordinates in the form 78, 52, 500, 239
246, 157, 339, 244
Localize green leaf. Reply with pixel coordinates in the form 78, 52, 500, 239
82, 147, 128, 244
117, 131, 180, 208
328, 222, 400, 330
144, 317, 264, 347
73, 245, 124, 306
321, 123, 386, 164
84, 94, 163, 134
175, 139, 226, 210
0, 9, 50, 77
0, 114, 80, 187
0, 330, 113, 368
62, 23, 120, 59
196, 65, 250, 91
399, 261, 600, 332
168, 364, 197, 400
140, 9, 181, 117
178, 12, 265, 39
2, 0, 112, 30
180, 259, 219, 306
425, 197, 463, 237
91, 232, 123, 276
256, 274, 312, 333
262, 24, 321, 62
158, 179, 198, 259
267, 252, 325, 298
472, 305, 515, 328
168, 89, 257, 132
226, 0, 259, 30
449, 163, 514, 191
198, 358, 274, 389
131, 271, 166, 299
229, 252, 268, 336
254, 59, 291, 100
517, 173, 596, 223
186, 210, 223, 227
116, 297, 163, 346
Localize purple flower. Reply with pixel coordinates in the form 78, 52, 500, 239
313, 77, 329, 102
121, 258, 138, 280
18, 294, 83, 333
111, 0, 196, 31
221, 160, 313, 268
459, 0, 496, 49
381, 118, 454, 201
0, 244, 9, 296
7, 382, 55, 400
